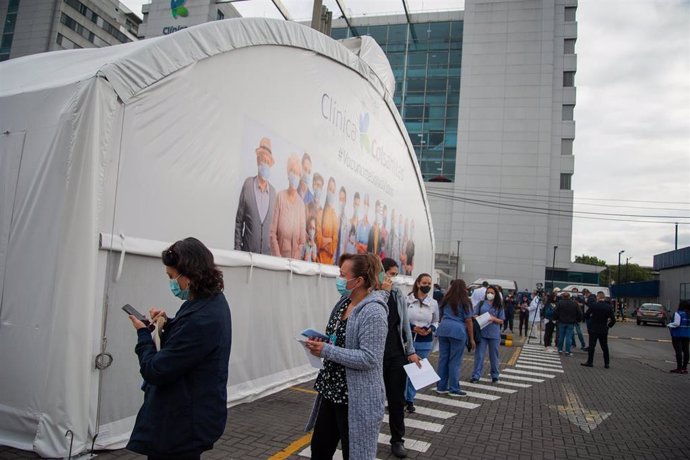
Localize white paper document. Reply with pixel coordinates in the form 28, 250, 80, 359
476, 311, 492, 329
403, 358, 440, 390
296, 338, 324, 369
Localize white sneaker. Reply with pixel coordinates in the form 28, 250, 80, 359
434, 389, 449, 395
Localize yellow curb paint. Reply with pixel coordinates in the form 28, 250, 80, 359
507, 346, 521, 366
289, 387, 318, 395
268, 432, 313, 460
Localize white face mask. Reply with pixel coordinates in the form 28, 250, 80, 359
487, 293, 495, 301
308, 229, 315, 240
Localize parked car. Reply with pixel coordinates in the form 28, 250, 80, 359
636, 303, 671, 326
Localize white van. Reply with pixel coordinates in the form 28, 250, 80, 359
470, 278, 519, 296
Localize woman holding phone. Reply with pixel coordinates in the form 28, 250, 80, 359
126, 237, 232, 460
304, 253, 389, 460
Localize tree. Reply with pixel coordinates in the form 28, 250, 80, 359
574, 254, 607, 267
600, 263, 652, 286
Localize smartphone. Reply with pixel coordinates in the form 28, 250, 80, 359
122, 304, 150, 325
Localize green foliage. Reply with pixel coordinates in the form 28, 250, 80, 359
600, 263, 652, 286
574, 254, 607, 267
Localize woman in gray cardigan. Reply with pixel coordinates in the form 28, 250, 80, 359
304, 253, 389, 460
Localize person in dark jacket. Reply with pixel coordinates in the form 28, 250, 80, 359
126, 237, 232, 460
381, 258, 421, 458
554, 292, 581, 356
581, 291, 615, 368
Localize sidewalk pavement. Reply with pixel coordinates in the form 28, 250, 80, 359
2, 332, 689, 459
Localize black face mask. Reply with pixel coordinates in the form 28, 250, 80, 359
420, 286, 431, 294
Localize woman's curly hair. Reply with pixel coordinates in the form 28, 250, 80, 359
161, 237, 224, 299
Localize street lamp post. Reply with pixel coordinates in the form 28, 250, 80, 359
455, 240, 461, 279
617, 250, 625, 307
551, 245, 558, 291
625, 256, 632, 283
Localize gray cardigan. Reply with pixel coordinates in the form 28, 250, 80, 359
234, 176, 276, 255
392, 287, 416, 356
306, 290, 389, 459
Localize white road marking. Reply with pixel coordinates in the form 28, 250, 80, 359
548, 383, 611, 433
412, 406, 457, 419
479, 377, 531, 388
378, 434, 431, 452
498, 373, 545, 382
503, 368, 556, 378
384, 417, 444, 432
516, 364, 564, 373
460, 381, 517, 393
415, 393, 481, 409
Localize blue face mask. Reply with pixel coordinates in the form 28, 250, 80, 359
169, 275, 190, 300
336, 276, 353, 297
258, 163, 271, 180
288, 172, 300, 190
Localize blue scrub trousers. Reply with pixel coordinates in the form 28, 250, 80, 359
471, 337, 500, 380
436, 336, 467, 393
558, 323, 575, 353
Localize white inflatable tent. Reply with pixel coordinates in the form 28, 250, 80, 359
0, 18, 435, 457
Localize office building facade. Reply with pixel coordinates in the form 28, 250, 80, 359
0, 0, 140, 61
138, 0, 240, 39
332, 0, 577, 290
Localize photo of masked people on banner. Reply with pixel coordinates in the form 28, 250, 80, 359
234, 137, 277, 255
233, 122, 425, 273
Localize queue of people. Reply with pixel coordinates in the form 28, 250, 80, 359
123, 240, 688, 460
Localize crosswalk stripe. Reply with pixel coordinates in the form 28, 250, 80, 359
522, 345, 548, 349
415, 393, 481, 409
378, 434, 431, 452
412, 406, 457, 419
479, 377, 531, 388
462, 390, 501, 401
384, 418, 444, 432
498, 373, 545, 383
520, 351, 561, 358
503, 368, 556, 378
519, 355, 562, 363
515, 364, 564, 373
518, 355, 561, 364
460, 381, 517, 394
519, 354, 562, 361
517, 359, 563, 368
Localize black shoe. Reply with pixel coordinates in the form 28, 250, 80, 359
492, 378, 499, 383
604, 364, 610, 369
391, 441, 408, 458
581, 362, 593, 367
405, 402, 415, 413
470, 378, 479, 383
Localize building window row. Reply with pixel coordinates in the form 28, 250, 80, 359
564, 6, 577, 22
562, 104, 574, 121
563, 71, 575, 87
564, 38, 576, 54
60, 13, 110, 47
63, 0, 131, 43
561, 138, 573, 156
560, 173, 572, 190
56, 32, 82, 50
0, 0, 20, 61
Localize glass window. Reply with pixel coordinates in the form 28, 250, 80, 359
563, 71, 575, 87
331, 28, 348, 40
562, 105, 575, 121
406, 78, 426, 93
565, 7, 577, 22
442, 159, 456, 177
426, 78, 447, 92
366, 25, 388, 45
8, 0, 20, 12
561, 139, 574, 155
428, 51, 449, 68
564, 38, 576, 54
1, 33, 13, 49
407, 52, 427, 67
427, 22, 450, 41
426, 105, 446, 120
387, 24, 408, 44
217, 10, 224, 20
560, 173, 572, 190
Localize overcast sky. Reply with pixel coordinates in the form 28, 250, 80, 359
120, 0, 690, 267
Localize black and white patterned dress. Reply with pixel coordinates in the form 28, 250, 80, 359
314, 299, 351, 404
